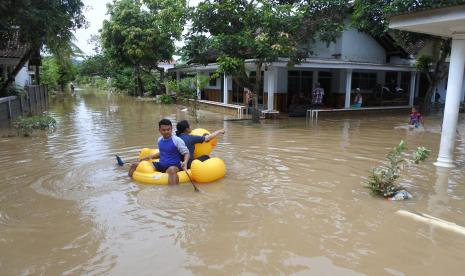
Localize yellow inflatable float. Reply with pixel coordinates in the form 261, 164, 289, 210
131, 129, 226, 185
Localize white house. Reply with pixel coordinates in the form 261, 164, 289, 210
170, 21, 418, 114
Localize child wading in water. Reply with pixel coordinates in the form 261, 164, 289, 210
409, 106, 424, 128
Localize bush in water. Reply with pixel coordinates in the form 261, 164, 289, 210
365, 140, 430, 198
13, 113, 57, 136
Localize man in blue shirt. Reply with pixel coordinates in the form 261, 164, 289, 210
129, 119, 189, 185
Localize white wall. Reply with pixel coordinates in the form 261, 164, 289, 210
341, 29, 386, 63
307, 38, 342, 59
15, 63, 30, 87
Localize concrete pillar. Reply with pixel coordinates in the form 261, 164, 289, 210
223, 73, 229, 104
435, 35, 465, 167
409, 72, 416, 106
267, 67, 276, 111
345, 69, 352, 108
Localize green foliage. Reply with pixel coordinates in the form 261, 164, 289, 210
412, 146, 431, 164
13, 114, 57, 137
78, 54, 112, 78
365, 141, 430, 197
156, 94, 175, 104
41, 57, 60, 91
100, 0, 186, 96
41, 56, 77, 92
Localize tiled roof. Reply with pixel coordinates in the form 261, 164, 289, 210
0, 30, 30, 59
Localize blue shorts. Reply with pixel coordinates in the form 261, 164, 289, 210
153, 162, 181, 173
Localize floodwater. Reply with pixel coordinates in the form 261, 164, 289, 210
1, 89, 465, 275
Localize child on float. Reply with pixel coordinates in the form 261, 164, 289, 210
128, 119, 189, 185
175, 120, 225, 169
409, 106, 424, 128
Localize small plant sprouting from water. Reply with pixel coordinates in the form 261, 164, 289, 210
13, 113, 57, 136
364, 140, 430, 198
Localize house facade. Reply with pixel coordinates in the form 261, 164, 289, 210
170, 24, 420, 114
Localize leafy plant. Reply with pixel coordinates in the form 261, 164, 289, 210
365, 141, 430, 197
13, 114, 57, 136
156, 94, 174, 104
412, 146, 431, 164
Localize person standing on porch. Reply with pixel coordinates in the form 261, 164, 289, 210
312, 83, 324, 106
351, 88, 363, 108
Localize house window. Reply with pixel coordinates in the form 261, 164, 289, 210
209, 73, 217, 86
352, 72, 377, 90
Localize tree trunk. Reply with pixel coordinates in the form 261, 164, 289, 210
135, 64, 144, 97
35, 65, 40, 85
252, 61, 262, 123
156, 66, 165, 95
0, 47, 35, 96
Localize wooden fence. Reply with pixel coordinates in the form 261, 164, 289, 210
0, 85, 49, 128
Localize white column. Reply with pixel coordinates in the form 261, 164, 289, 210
409, 72, 416, 106
345, 69, 352, 108
223, 73, 229, 104
267, 67, 276, 111
196, 72, 201, 99
435, 35, 465, 168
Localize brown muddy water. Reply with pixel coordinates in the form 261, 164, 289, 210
1, 89, 465, 275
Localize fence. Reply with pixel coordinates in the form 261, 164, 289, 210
0, 85, 49, 128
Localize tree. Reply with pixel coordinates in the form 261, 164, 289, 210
183, 0, 348, 122
0, 0, 86, 96
352, 0, 465, 114
41, 55, 77, 92
100, 0, 186, 96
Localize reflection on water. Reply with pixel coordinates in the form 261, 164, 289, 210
1, 89, 465, 275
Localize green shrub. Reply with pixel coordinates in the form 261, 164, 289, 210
13, 114, 57, 136
156, 94, 174, 104
365, 141, 430, 197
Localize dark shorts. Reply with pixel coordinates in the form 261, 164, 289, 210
153, 162, 181, 173
187, 155, 210, 169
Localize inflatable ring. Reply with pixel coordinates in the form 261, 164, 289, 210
131, 160, 192, 185
131, 148, 191, 185
191, 128, 217, 158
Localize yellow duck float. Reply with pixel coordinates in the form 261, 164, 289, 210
132, 128, 226, 185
